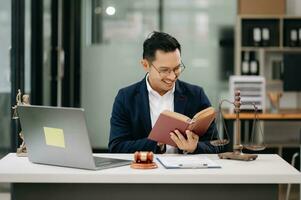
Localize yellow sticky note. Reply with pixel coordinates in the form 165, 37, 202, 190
43, 127, 66, 148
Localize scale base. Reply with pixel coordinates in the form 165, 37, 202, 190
218, 152, 257, 161
16, 148, 27, 157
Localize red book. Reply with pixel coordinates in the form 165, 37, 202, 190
148, 107, 215, 147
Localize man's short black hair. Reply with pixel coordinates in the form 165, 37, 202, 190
143, 31, 181, 62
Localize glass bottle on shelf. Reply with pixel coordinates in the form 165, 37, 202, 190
262, 27, 270, 46
241, 51, 250, 75
253, 27, 261, 46
289, 29, 298, 47
249, 52, 259, 75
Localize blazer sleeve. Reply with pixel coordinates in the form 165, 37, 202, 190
193, 88, 224, 154
108, 90, 160, 153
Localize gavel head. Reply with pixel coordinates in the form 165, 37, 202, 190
134, 151, 154, 163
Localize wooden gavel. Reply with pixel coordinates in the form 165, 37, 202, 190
134, 151, 154, 163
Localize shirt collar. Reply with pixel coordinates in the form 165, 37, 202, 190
145, 73, 175, 97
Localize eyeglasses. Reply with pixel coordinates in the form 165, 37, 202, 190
150, 61, 186, 77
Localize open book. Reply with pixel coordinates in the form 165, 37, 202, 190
148, 107, 215, 147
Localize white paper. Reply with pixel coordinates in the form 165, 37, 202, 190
157, 155, 221, 169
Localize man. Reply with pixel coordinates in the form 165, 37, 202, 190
109, 31, 220, 154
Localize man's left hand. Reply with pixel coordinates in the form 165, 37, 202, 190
170, 130, 199, 153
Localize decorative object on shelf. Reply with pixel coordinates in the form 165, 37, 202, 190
241, 51, 260, 76
289, 29, 298, 47
130, 151, 158, 169
218, 90, 265, 161
283, 19, 301, 47
229, 76, 266, 112
11, 89, 30, 157
249, 52, 259, 75
262, 27, 270, 46
267, 92, 282, 113
241, 51, 250, 75
253, 27, 261, 46
241, 18, 279, 47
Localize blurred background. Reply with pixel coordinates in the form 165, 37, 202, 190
1, 0, 301, 199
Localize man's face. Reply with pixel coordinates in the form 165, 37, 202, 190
143, 49, 181, 96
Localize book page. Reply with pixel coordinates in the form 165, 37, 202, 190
156, 155, 221, 169
162, 110, 191, 122
192, 107, 215, 121
188, 107, 215, 135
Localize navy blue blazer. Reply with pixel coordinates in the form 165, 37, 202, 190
108, 77, 221, 154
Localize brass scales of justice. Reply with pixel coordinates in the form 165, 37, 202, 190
12, 89, 30, 157
210, 90, 265, 161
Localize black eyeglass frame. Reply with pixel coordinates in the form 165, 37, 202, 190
150, 61, 186, 77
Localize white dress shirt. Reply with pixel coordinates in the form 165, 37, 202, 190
146, 75, 177, 153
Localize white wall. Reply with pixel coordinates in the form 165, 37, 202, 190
287, 0, 301, 15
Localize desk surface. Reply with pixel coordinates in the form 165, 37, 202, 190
222, 109, 301, 120
0, 153, 300, 184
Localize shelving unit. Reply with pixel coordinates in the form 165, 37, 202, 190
234, 15, 301, 161
235, 15, 301, 81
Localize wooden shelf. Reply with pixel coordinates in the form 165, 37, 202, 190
239, 15, 301, 20
241, 47, 301, 52
238, 15, 283, 19
266, 80, 283, 84
222, 108, 301, 120
283, 15, 301, 19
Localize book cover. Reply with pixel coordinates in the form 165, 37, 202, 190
148, 107, 215, 147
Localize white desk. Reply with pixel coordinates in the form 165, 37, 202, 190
0, 153, 300, 200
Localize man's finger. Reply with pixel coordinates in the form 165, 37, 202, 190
174, 129, 186, 141
186, 130, 194, 142
170, 132, 183, 147
186, 130, 199, 142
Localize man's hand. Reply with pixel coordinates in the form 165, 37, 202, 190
170, 130, 199, 153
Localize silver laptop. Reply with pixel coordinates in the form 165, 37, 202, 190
18, 105, 131, 170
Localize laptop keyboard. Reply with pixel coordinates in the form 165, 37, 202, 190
93, 156, 130, 167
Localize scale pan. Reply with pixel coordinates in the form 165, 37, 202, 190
210, 139, 230, 146
244, 145, 266, 151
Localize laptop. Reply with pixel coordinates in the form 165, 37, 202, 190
17, 105, 131, 170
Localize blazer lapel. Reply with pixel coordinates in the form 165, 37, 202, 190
137, 77, 152, 134
174, 80, 187, 114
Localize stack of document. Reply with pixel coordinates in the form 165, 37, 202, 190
156, 155, 221, 169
